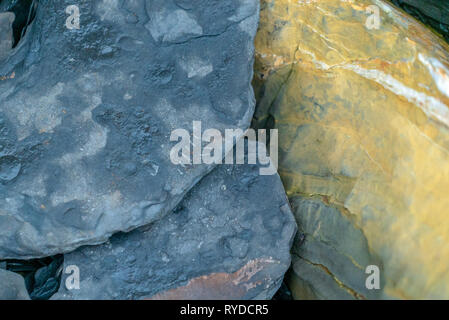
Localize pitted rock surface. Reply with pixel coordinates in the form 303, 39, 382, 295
53, 161, 297, 300
0, 0, 259, 259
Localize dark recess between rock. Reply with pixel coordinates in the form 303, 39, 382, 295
0, 0, 37, 47
0, 255, 63, 300
390, 0, 449, 42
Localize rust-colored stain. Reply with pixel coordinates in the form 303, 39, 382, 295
147, 258, 278, 300
0, 71, 15, 81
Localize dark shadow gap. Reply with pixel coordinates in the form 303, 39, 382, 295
390, 0, 449, 43
0, 255, 64, 300
0, 0, 38, 48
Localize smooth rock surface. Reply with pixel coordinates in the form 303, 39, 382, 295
0, 0, 259, 259
0, 269, 30, 300
254, 0, 449, 299
53, 161, 297, 300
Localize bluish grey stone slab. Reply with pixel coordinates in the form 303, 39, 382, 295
0, 0, 259, 259
53, 161, 297, 300
0, 269, 30, 300
0, 12, 14, 61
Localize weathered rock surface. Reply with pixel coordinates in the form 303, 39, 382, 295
0, 0, 36, 47
254, 0, 449, 299
0, 0, 259, 259
53, 161, 297, 300
0, 12, 14, 61
0, 268, 30, 300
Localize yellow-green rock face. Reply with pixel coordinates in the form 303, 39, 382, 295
254, 0, 449, 299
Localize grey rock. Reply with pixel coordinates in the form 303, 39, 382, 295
0, 0, 259, 259
0, 269, 30, 300
0, 0, 36, 48
0, 255, 63, 300
288, 197, 383, 300
0, 0, 27, 13
53, 161, 297, 300
0, 12, 14, 61
391, 0, 449, 41
393, 0, 449, 24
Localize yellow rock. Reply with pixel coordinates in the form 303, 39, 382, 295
253, 0, 449, 299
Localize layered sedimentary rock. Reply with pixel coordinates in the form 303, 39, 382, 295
254, 0, 449, 299
0, 0, 259, 259
0, 269, 30, 300
53, 160, 297, 300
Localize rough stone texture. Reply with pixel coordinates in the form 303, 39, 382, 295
0, 0, 259, 259
0, 0, 36, 47
254, 0, 449, 299
0, 12, 14, 61
0, 268, 30, 300
53, 161, 297, 300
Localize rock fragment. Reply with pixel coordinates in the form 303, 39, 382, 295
0, 12, 14, 61
0, 255, 63, 300
0, 269, 30, 300
53, 161, 297, 300
0, 0, 259, 259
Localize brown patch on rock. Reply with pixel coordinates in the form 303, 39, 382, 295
147, 258, 278, 300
